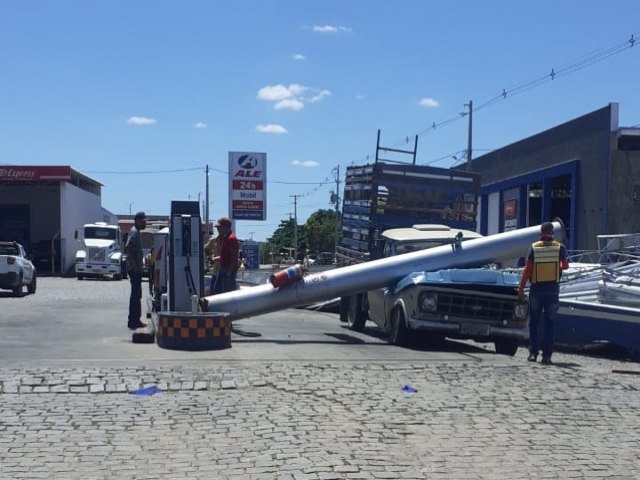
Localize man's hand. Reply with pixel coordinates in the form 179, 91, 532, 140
517, 289, 526, 302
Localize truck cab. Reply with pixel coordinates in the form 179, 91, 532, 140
74, 222, 127, 280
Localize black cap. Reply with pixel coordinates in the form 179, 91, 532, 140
134, 211, 146, 220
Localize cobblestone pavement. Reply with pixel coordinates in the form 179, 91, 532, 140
1, 349, 639, 479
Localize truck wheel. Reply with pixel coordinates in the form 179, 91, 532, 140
346, 295, 367, 332
77, 275, 84, 280
113, 273, 122, 281
494, 339, 519, 356
389, 306, 409, 347
13, 273, 24, 297
339, 297, 349, 322
27, 273, 37, 294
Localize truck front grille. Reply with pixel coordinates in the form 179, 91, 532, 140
88, 247, 106, 262
437, 292, 515, 321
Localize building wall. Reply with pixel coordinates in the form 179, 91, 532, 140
60, 182, 103, 274
473, 104, 619, 253
609, 147, 640, 234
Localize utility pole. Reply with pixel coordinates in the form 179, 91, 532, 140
205, 165, 210, 233
332, 165, 341, 255
465, 100, 473, 171
290, 194, 300, 261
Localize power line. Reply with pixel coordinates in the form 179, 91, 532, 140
86, 167, 203, 174
385, 32, 638, 160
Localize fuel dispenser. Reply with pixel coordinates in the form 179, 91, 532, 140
152, 201, 232, 351
168, 200, 204, 312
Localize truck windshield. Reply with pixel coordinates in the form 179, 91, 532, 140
84, 227, 116, 240
395, 240, 451, 255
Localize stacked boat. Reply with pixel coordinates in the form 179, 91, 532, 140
555, 233, 640, 356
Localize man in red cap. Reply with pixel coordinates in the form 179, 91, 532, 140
211, 217, 239, 293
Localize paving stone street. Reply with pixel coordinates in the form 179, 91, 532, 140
1, 349, 639, 479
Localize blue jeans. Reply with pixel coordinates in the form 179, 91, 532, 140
528, 292, 559, 359
216, 267, 237, 294
128, 271, 143, 325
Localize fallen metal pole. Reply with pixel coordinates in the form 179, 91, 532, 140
203, 221, 564, 321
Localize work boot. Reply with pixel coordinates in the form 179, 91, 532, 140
541, 356, 552, 365
527, 353, 537, 362
128, 322, 148, 330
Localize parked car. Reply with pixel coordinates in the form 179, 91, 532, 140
0, 241, 37, 297
340, 225, 529, 355
317, 252, 335, 265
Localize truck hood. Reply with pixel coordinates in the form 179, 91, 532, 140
83, 239, 116, 248
395, 268, 520, 292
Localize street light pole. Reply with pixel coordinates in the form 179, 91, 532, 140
290, 195, 300, 261
205, 165, 210, 233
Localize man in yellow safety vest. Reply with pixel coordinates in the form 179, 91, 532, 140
518, 222, 569, 365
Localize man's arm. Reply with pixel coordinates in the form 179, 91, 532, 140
518, 260, 533, 300
517, 247, 534, 300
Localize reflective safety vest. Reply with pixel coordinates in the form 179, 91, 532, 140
531, 240, 562, 283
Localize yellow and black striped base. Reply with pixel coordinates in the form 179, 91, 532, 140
156, 312, 231, 351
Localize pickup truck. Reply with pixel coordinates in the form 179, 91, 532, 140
340, 225, 529, 355
0, 241, 37, 297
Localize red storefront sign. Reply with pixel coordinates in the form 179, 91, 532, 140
504, 199, 517, 220
0, 166, 72, 182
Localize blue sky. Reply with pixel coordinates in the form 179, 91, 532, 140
1, 1, 639, 242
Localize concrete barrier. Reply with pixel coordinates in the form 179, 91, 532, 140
156, 312, 231, 350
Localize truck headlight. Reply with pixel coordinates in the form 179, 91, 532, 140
513, 300, 529, 320
419, 292, 438, 312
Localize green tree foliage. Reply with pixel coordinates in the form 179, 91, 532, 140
304, 209, 338, 253
260, 218, 304, 263
260, 209, 339, 264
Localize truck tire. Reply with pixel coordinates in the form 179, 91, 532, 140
77, 274, 84, 280
13, 273, 24, 297
339, 297, 349, 322
388, 306, 410, 347
494, 339, 519, 356
27, 273, 37, 294
346, 295, 367, 332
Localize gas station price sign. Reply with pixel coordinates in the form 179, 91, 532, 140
228, 152, 267, 221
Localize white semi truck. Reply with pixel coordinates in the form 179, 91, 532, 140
74, 222, 127, 280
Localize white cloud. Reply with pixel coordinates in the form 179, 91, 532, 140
355, 94, 365, 101
194, 122, 207, 129
292, 160, 319, 167
292, 53, 306, 61
309, 89, 331, 103
256, 124, 288, 134
312, 24, 351, 34
257, 83, 330, 111
127, 116, 157, 126
275, 99, 305, 111
418, 97, 440, 108
257, 83, 307, 101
